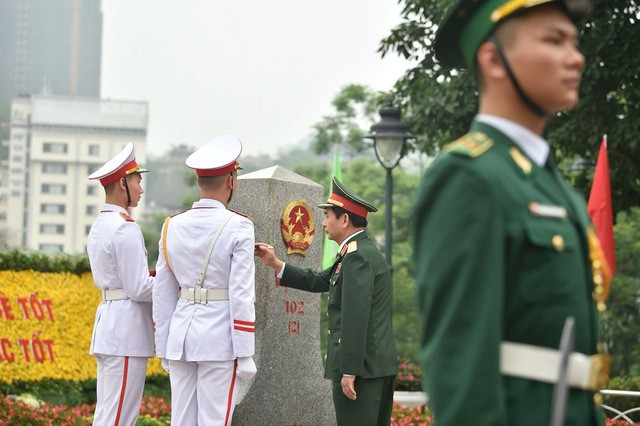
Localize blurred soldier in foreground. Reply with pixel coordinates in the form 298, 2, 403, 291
88, 143, 154, 425
153, 135, 256, 425
412, 0, 610, 424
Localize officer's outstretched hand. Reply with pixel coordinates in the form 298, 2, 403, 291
254, 243, 284, 272
161, 359, 170, 374
237, 356, 257, 380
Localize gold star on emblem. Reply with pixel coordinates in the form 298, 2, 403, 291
294, 207, 305, 223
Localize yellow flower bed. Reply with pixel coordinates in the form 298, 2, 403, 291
0, 270, 163, 383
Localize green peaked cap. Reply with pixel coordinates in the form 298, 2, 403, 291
318, 177, 378, 218
434, 0, 592, 69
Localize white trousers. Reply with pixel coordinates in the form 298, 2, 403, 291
93, 354, 148, 426
169, 359, 238, 426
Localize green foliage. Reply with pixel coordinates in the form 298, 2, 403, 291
142, 375, 171, 402
140, 213, 168, 268
311, 84, 389, 157
0, 250, 90, 274
602, 208, 640, 377
603, 376, 640, 421
381, 0, 640, 215
0, 375, 169, 408
0, 378, 96, 406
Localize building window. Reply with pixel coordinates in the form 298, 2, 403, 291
40, 224, 65, 234
43, 143, 68, 154
41, 184, 66, 194
42, 162, 67, 174
39, 244, 63, 252
41, 204, 66, 214
87, 185, 98, 196
86, 205, 97, 215
88, 164, 101, 175
88, 145, 100, 156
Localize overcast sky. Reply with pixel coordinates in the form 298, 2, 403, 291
100, 1, 412, 158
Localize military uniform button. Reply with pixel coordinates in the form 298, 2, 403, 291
593, 259, 601, 269
326, 312, 329, 318
594, 275, 603, 285
593, 393, 602, 407
551, 235, 564, 251
327, 329, 331, 335
338, 338, 341, 344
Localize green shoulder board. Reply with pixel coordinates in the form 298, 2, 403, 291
444, 132, 493, 158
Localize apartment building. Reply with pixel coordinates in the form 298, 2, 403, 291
1, 95, 148, 253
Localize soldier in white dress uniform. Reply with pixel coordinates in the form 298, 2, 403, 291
153, 135, 257, 426
87, 143, 155, 426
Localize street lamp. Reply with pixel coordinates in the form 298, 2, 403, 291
365, 106, 413, 270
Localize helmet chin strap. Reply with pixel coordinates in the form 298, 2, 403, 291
489, 35, 548, 118
122, 177, 132, 207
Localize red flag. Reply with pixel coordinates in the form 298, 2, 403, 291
587, 135, 616, 276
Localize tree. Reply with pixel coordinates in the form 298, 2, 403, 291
311, 84, 388, 158
602, 208, 640, 377
380, 0, 640, 215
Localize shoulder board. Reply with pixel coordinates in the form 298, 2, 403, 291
443, 132, 493, 158
346, 241, 358, 254
170, 209, 188, 218
509, 147, 532, 174
119, 212, 135, 222
229, 208, 253, 222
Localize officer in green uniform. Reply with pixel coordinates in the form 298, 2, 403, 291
412, 0, 610, 424
256, 177, 398, 426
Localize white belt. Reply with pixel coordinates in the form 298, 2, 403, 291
501, 341, 610, 391
180, 287, 229, 304
102, 289, 127, 302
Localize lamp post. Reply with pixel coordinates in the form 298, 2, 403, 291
365, 106, 413, 270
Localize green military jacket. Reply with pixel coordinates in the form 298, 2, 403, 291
412, 120, 604, 425
281, 230, 398, 381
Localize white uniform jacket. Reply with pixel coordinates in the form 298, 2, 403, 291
153, 198, 255, 362
88, 204, 154, 357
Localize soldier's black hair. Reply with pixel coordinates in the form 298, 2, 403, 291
329, 206, 368, 228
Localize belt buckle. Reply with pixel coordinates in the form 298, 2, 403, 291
188, 288, 196, 304
198, 288, 208, 305
588, 354, 611, 391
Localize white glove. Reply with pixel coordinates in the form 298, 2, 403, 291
161, 359, 170, 374
237, 356, 257, 380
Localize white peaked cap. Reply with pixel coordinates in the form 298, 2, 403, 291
186, 135, 243, 176
88, 142, 148, 186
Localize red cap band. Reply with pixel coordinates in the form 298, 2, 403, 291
328, 193, 368, 218
196, 161, 238, 177
99, 160, 138, 186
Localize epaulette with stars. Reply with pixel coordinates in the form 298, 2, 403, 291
340, 240, 358, 256
444, 132, 493, 158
